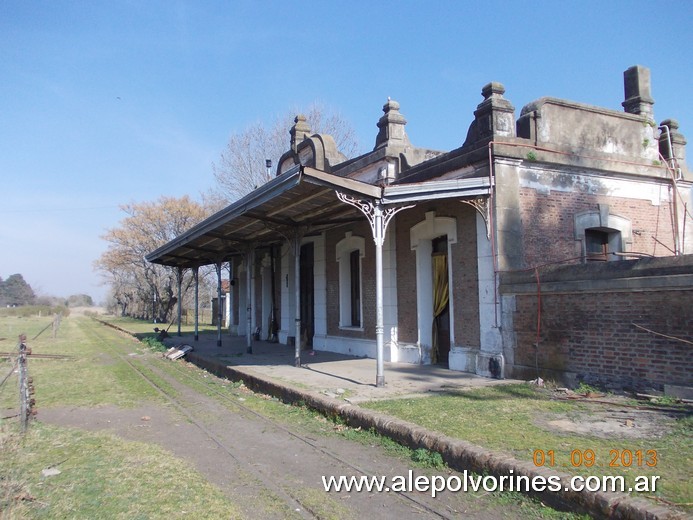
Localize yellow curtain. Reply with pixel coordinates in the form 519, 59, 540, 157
431, 253, 449, 364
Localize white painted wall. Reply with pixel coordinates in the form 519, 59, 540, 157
279, 242, 295, 344
237, 260, 247, 336
261, 254, 272, 340
310, 234, 327, 348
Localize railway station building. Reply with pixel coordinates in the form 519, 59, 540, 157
147, 66, 692, 391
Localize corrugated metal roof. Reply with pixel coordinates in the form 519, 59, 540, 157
146, 165, 491, 268
146, 166, 382, 268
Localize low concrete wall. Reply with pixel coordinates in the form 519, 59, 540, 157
500, 256, 693, 391
188, 351, 680, 519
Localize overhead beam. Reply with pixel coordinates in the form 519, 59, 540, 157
265, 188, 330, 217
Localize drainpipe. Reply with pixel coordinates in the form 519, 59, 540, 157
659, 124, 681, 255
228, 260, 233, 336
488, 141, 499, 327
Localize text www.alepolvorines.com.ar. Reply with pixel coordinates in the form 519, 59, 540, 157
322, 470, 660, 498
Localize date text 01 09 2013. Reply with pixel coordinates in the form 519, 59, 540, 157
532, 449, 658, 468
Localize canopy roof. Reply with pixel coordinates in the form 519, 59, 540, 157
146, 166, 490, 268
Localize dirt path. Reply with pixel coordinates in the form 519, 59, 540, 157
39, 353, 551, 520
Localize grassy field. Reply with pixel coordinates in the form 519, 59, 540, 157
3, 314, 689, 518
0, 314, 242, 519
1, 423, 242, 519
97, 314, 219, 337
361, 384, 692, 511
101, 315, 691, 513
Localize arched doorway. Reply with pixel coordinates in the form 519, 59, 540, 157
410, 211, 457, 365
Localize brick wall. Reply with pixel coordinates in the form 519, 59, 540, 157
323, 201, 482, 347
325, 221, 375, 338
395, 210, 419, 343
518, 187, 677, 268
395, 203, 481, 347
501, 256, 693, 390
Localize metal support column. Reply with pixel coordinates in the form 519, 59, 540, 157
246, 248, 254, 354
176, 267, 183, 337
373, 204, 385, 387
293, 234, 302, 367
216, 261, 223, 347
227, 261, 233, 336
193, 266, 199, 341
336, 192, 413, 387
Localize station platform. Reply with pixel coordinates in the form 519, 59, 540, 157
165, 332, 515, 403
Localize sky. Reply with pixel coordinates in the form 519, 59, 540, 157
1, 0, 691, 304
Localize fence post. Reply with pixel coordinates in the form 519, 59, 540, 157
18, 334, 30, 433
52, 313, 61, 338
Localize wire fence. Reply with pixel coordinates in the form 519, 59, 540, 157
0, 313, 62, 433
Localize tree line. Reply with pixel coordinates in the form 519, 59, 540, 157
0, 273, 94, 308
0, 274, 35, 307
95, 104, 359, 324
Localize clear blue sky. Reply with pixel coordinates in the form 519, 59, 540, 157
1, 0, 691, 303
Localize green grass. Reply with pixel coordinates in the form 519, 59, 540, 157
99, 315, 219, 337
5, 314, 686, 517
145, 360, 590, 519
140, 347, 689, 515
0, 315, 243, 519
1, 421, 242, 519
361, 385, 692, 509
0, 315, 57, 344
1, 317, 163, 410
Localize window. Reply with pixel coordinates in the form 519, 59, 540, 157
336, 233, 365, 329
585, 227, 621, 261
349, 250, 361, 327
575, 207, 631, 263
585, 229, 610, 261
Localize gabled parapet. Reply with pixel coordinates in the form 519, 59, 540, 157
278, 114, 348, 175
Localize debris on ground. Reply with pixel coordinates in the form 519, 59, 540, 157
163, 345, 193, 360
41, 468, 61, 478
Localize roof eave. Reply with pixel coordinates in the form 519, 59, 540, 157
146, 166, 303, 263
382, 177, 491, 204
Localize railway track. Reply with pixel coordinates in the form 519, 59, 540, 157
0, 352, 74, 360
85, 320, 460, 520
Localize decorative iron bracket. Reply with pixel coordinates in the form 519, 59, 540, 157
461, 196, 491, 240
336, 192, 414, 246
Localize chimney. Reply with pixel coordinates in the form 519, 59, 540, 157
622, 65, 654, 119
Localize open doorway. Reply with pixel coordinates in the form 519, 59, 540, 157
432, 235, 450, 365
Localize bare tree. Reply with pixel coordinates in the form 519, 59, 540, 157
211, 102, 361, 203
95, 196, 211, 322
